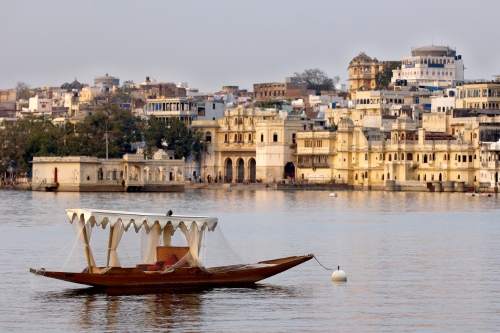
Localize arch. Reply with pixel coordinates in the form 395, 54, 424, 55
407, 153, 413, 160
249, 158, 257, 182
284, 162, 294, 181
225, 158, 233, 183
237, 158, 245, 183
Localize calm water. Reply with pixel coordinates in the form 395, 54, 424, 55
1, 189, 500, 332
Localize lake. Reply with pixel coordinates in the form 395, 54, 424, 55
1, 189, 500, 332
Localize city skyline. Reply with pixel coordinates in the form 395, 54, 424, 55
2, 0, 499, 92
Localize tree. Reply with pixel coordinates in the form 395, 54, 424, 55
114, 80, 137, 103
375, 61, 401, 90
293, 68, 339, 92
16, 81, 31, 100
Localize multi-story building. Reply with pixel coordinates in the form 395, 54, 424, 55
146, 97, 198, 125
296, 106, 500, 191
94, 73, 120, 91
456, 81, 500, 109
348, 52, 391, 93
253, 77, 308, 101
190, 106, 313, 183
391, 45, 464, 88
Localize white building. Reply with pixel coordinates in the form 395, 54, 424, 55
392, 45, 465, 88
28, 95, 52, 113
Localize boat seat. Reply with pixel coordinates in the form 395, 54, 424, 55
156, 246, 189, 262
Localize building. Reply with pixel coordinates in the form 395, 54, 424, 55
28, 95, 52, 113
253, 77, 308, 101
456, 81, 500, 109
348, 52, 387, 93
94, 74, 120, 91
191, 106, 313, 183
32, 149, 184, 192
146, 97, 198, 125
391, 45, 464, 88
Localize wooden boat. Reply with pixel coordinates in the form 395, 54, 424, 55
30, 208, 313, 289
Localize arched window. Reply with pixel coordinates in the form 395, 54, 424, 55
389, 155, 392, 161
260, 134, 264, 142
205, 131, 212, 142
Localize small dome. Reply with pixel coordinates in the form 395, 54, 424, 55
153, 149, 169, 160
489, 139, 500, 151
338, 117, 354, 131
350, 51, 373, 64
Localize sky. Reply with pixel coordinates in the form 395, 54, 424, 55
1, 0, 499, 93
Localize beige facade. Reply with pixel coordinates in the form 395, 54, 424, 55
456, 82, 500, 109
348, 52, 386, 93
296, 108, 500, 190
32, 150, 185, 192
191, 106, 313, 183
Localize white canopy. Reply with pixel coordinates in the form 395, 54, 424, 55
66, 208, 218, 233
67, 208, 219, 268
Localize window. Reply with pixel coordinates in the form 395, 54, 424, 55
260, 134, 264, 142
205, 131, 212, 142
273, 133, 278, 142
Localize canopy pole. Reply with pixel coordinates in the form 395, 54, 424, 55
80, 215, 93, 272
106, 224, 114, 268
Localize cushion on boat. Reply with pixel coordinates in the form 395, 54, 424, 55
161, 254, 179, 269
146, 264, 161, 271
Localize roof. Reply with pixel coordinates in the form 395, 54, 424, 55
66, 208, 218, 232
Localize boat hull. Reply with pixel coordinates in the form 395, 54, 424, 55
30, 254, 313, 289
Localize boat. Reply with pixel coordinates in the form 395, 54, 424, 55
30, 208, 313, 289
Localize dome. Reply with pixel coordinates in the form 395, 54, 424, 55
153, 149, 169, 160
411, 45, 456, 57
337, 117, 354, 131
489, 139, 500, 151
350, 52, 373, 64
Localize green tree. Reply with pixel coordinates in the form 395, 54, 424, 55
375, 61, 401, 90
293, 68, 339, 92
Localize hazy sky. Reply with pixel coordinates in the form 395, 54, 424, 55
1, 0, 499, 92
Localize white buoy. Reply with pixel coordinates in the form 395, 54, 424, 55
331, 266, 347, 282
329, 193, 338, 197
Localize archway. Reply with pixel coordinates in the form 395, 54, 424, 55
249, 158, 256, 182
225, 158, 233, 183
237, 158, 244, 183
284, 162, 295, 180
